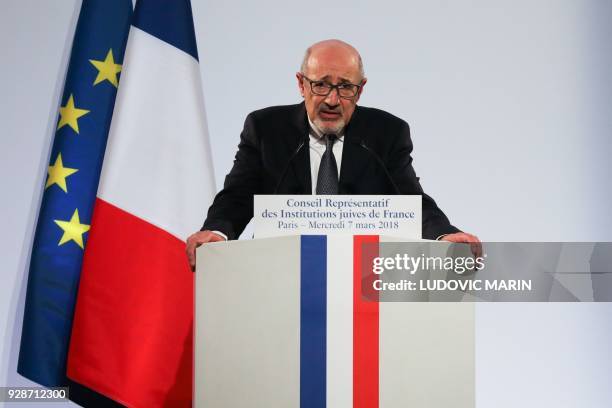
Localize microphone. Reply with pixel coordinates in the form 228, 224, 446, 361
273, 135, 309, 193
350, 138, 402, 194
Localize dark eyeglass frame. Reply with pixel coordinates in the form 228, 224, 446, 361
300, 73, 363, 99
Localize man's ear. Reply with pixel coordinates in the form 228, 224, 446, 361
296, 72, 305, 97
356, 77, 367, 102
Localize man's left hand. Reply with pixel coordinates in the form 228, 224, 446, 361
440, 232, 482, 258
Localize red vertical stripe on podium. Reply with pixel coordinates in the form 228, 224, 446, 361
353, 235, 379, 408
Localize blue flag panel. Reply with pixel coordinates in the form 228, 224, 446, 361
18, 0, 132, 387
132, 0, 199, 60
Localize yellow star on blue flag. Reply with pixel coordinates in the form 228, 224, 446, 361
46, 153, 78, 193
57, 94, 90, 133
54, 209, 91, 249
89, 49, 122, 87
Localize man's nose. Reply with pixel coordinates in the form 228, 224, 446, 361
324, 88, 340, 105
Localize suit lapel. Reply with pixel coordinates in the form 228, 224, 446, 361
339, 106, 375, 193
289, 103, 311, 194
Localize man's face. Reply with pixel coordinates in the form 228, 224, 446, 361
297, 47, 366, 135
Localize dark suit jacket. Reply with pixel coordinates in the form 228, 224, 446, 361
202, 102, 460, 240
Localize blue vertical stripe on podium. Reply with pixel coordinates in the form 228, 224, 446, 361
300, 235, 327, 407
18, 0, 132, 387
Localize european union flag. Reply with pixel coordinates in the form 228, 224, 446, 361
18, 0, 132, 387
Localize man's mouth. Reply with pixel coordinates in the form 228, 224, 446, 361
319, 110, 341, 120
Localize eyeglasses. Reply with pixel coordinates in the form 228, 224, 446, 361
300, 74, 362, 98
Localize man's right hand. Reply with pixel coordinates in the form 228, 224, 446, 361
186, 230, 226, 271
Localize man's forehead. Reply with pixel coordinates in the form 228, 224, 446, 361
305, 55, 361, 81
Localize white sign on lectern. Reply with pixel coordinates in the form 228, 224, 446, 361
254, 195, 421, 238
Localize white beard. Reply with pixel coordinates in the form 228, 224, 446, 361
313, 117, 345, 135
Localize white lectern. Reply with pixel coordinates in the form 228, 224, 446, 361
196, 235, 474, 408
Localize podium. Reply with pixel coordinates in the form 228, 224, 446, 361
195, 235, 475, 408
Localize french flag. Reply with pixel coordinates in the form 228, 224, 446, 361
196, 235, 475, 408
67, 0, 215, 406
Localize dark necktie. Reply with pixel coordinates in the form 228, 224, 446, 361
316, 134, 339, 194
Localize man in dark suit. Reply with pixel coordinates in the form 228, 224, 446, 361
186, 39, 479, 268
